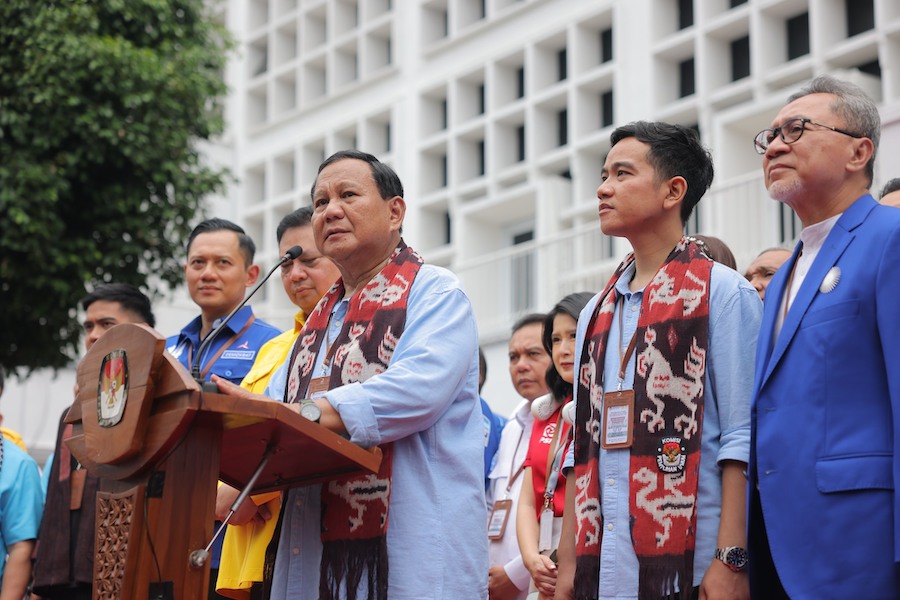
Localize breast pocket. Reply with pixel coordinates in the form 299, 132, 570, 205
800, 299, 859, 329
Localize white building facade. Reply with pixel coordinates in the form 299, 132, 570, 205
8, 0, 900, 457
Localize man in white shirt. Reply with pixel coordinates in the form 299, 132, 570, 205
488, 314, 552, 600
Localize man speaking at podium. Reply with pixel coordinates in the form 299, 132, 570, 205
213, 150, 488, 600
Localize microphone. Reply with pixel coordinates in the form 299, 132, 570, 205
191, 245, 302, 389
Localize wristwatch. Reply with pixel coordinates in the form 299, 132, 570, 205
714, 546, 748, 572
298, 398, 322, 423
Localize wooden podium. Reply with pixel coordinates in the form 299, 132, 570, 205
65, 323, 382, 600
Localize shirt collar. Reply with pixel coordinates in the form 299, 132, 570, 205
799, 213, 842, 255
179, 305, 255, 343
614, 260, 641, 297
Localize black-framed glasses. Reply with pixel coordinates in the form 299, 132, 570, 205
753, 117, 863, 154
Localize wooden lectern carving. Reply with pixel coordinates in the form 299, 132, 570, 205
66, 323, 382, 600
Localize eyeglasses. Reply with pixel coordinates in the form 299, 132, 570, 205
753, 117, 863, 155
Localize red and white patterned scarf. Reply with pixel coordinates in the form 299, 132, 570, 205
573, 238, 712, 600
285, 241, 423, 600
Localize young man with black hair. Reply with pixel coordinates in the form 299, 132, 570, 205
555, 122, 761, 600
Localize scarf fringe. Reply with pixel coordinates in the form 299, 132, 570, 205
637, 556, 694, 600
574, 555, 602, 600
319, 538, 389, 600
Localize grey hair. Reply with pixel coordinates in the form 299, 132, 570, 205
788, 75, 880, 185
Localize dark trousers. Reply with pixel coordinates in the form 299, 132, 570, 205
749, 489, 791, 599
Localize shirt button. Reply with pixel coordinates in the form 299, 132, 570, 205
631, 305, 638, 312
292, 547, 300, 555
607, 523, 615, 531
607, 478, 615, 486
295, 499, 303, 508
225, 370, 233, 377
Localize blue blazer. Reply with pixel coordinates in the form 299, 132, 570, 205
749, 195, 900, 598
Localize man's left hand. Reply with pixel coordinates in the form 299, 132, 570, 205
698, 559, 749, 600
210, 374, 273, 402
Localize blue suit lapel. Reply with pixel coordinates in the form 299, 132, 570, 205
758, 195, 876, 387
754, 243, 800, 392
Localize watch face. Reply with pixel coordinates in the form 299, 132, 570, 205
727, 547, 748, 568
300, 401, 322, 422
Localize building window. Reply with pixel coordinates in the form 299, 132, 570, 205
440, 154, 448, 187
511, 230, 535, 314
478, 139, 485, 176
444, 211, 452, 244
678, 0, 693, 30
478, 84, 486, 115
786, 13, 809, 61
601, 89, 614, 127
558, 48, 568, 81
516, 125, 526, 161
679, 57, 695, 98
600, 28, 613, 63
385, 122, 391, 152
846, 0, 874, 38
516, 66, 525, 98
441, 98, 448, 129
558, 109, 568, 147
779, 202, 800, 243
729, 0, 747, 7
856, 59, 881, 78
731, 36, 750, 81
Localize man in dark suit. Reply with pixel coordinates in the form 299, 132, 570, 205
749, 74, 900, 598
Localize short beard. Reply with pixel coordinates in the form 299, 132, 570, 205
767, 177, 803, 206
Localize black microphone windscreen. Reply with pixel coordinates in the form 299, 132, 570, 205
283, 245, 303, 261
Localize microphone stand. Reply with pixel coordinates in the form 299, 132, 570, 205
189, 442, 277, 569
191, 245, 302, 392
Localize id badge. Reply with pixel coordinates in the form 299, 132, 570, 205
70, 468, 86, 511
308, 376, 330, 400
488, 498, 512, 540
538, 507, 555, 552
601, 390, 634, 449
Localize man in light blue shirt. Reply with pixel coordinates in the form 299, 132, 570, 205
214, 150, 487, 600
555, 122, 761, 600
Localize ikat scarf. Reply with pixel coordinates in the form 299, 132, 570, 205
573, 237, 712, 600
285, 241, 423, 600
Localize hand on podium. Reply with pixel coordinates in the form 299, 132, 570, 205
210, 374, 349, 436
209, 374, 279, 404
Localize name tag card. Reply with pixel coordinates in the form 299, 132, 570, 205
488, 499, 513, 540
601, 390, 634, 449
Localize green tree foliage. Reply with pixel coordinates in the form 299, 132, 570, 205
0, 0, 231, 372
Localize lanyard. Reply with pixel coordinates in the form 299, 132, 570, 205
320, 300, 348, 374
504, 428, 527, 498
616, 296, 638, 391
187, 315, 256, 380
781, 244, 803, 324
542, 412, 567, 508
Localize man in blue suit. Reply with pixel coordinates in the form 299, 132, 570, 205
749, 74, 900, 598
